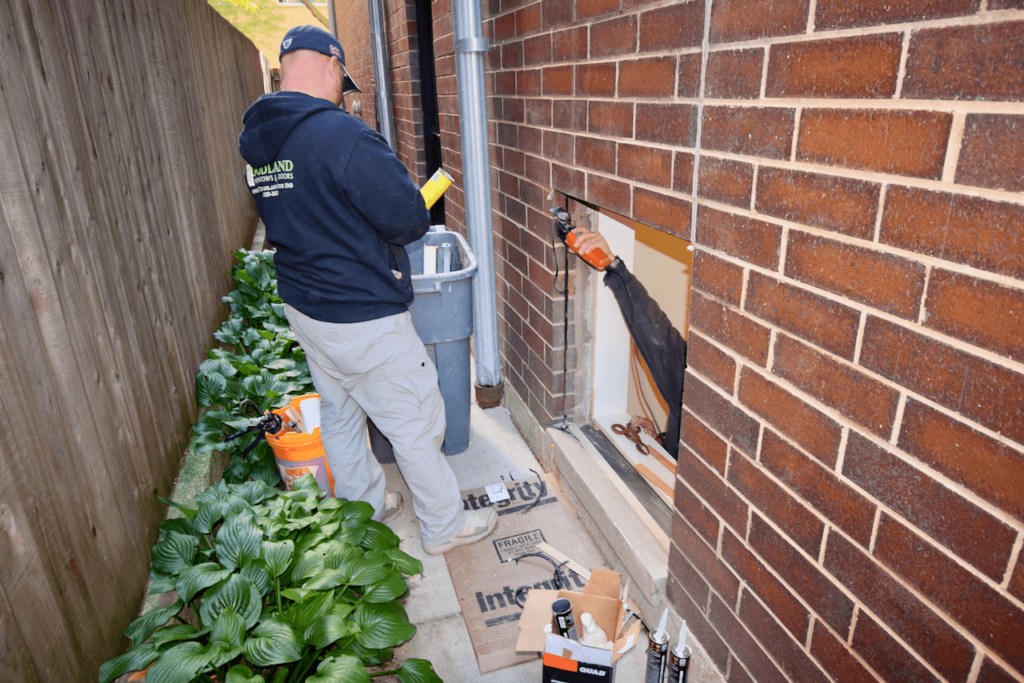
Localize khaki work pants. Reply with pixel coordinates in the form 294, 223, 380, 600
284, 305, 465, 546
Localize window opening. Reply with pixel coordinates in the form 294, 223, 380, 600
589, 209, 692, 512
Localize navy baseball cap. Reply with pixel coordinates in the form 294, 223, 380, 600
280, 25, 361, 94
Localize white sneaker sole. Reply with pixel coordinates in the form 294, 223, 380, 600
423, 509, 498, 556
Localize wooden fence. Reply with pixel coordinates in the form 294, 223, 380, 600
0, 1, 265, 679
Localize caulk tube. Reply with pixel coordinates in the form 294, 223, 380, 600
645, 608, 669, 683
552, 598, 578, 640
666, 620, 691, 683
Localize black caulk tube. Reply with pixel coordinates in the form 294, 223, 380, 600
645, 608, 669, 683
666, 620, 690, 683
552, 598, 578, 640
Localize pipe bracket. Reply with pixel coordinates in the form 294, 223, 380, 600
456, 37, 491, 53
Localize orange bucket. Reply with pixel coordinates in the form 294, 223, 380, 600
266, 393, 336, 494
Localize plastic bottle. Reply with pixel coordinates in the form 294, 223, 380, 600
579, 612, 611, 649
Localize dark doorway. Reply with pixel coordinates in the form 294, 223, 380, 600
415, 0, 445, 224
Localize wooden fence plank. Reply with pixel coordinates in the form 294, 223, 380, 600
0, 0, 264, 678
0, 582, 39, 683
0, 4, 143, 662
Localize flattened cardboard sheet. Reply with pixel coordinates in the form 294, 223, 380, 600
443, 473, 608, 674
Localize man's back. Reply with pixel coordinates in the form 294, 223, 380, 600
239, 90, 429, 324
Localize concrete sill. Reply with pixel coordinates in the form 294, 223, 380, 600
544, 424, 671, 617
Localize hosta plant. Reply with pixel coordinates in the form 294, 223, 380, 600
100, 475, 439, 683
189, 249, 315, 486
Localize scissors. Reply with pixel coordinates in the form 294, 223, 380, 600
612, 423, 650, 455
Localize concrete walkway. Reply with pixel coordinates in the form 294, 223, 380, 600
380, 400, 652, 682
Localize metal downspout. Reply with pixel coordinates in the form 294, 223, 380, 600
453, 0, 503, 403
328, 0, 337, 37
368, 0, 397, 148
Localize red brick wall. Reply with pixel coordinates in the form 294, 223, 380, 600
334, 0, 428, 183
334, 0, 377, 128
455, 0, 1024, 680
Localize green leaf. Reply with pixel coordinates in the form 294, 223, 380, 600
246, 260, 275, 292
281, 587, 314, 603
215, 320, 244, 348
196, 373, 228, 407
263, 357, 296, 371
225, 664, 265, 683
323, 542, 362, 570
360, 521, 400, 550
216, 512, 263, 571
305, 655, 371, 683
242, 618, 303, 667
144, 641, 214, 683
262, 540, 294, 578
211, 606, 246, 649
291, 473, 323, 494
332, 600, 356, 621
248, 461, 281, 488
148, 569, 178, 595
341, 500, 374, 524
232, 480, 274, 505
282, 591, 335, 632
291, 549, 327, 583
151, 532, 197, 575
124, 599, 184, 646
199, 575, 262, 630
159, 517, 198, 539
302, 568, 348, 591
346, 555, 391, 586
241, 560, 272, 596
199, 357, 239, 379
241, 327, 266, 349
334, 518, 367, 546
396, 659, 444, 683
195, 481, 231, 505
222, 457, 252, 484
333, 638, 392, 667
99, 642, 160, 683
360, 573, 409, 603
176, 563, 232, 604
304, 614, 357, 649
156, 496, 199, 521
193, 504, 225, 536
352, 601, 416, 650
237, 361, 262, 376
195, 493, 249, 535
150, 624, 202, 647
384, 549, 423, 576
318, 497, 344, 511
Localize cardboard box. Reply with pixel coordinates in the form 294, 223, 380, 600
516, 568, 642, 682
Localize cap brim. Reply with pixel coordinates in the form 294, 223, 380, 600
341, 63, 361, 94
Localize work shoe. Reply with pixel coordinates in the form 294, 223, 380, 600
423, 507, 498, 555
380, 491, 403, 525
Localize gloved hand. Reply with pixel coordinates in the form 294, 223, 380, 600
569, 227, 616, 270
628, 415, 658, 439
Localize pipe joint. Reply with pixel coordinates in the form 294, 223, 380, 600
456, 37, 490, 53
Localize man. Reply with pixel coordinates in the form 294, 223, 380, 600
238, 25, 496, 555
569, 226, 687, 459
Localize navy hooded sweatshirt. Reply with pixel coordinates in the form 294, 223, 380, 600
238, 91, 430, 323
